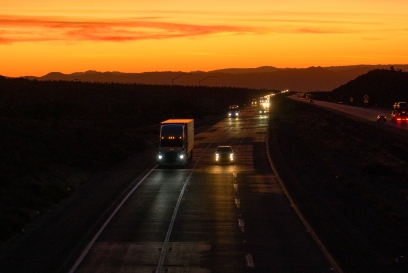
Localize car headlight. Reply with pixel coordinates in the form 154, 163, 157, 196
179, 154, 184, 159
230, 153, 234, 160
158, 154, 162, 160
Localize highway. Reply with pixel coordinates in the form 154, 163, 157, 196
293, 95, 408, 131
69, 106, 334, 272
0, 104, 338, 273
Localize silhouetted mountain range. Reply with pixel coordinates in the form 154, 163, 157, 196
23, 65, 408, 92
311, 68, 408, 107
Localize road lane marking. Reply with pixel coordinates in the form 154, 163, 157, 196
245, 254, 254, 267
156, 141, 215, 273
69, 167, 156, 273
238, 219, 245, 233
266, 120, 343, 273
235, 198, 240, 209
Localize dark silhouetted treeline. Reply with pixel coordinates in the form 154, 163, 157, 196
0, 76, 264, 240
0, 76, 263, 121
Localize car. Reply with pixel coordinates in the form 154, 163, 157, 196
376, 115, 386, 122
228, 106, 239, 118
215, 145, 234, 164
259, 108, 267, 115
391, 109, 408, 121
228, 110, 239, 118
391, 110, 408, 121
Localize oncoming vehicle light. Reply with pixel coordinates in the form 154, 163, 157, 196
158, 154, 163, 160
230, 153, 234, 160
179, 154, 184, 159
215, 153, 219, 161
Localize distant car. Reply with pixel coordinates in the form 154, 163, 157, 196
215, 145, 234, 164
259, 108, 267, 115
228, 109, 239, 118
376, 115, 386, 122
391, 110, 408, 121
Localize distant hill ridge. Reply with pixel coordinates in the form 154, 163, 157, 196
311, 68, 408, 107
17, 64, 408, 92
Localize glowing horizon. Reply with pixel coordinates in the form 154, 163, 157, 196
1, 0, 408, 77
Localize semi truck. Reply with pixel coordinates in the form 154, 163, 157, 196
157, 119, 194, 167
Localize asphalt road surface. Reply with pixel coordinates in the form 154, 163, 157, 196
0, 105, 336, 273
70, 106, 334, 273
293, 95, 408, 131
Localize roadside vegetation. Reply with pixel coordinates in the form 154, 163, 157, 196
0, 76, 263, 241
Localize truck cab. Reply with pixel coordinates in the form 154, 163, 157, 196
157, 119, 194, 167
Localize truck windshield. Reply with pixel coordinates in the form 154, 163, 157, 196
160, 124, 183, 147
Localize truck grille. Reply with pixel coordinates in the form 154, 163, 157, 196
164, 152, 178, 163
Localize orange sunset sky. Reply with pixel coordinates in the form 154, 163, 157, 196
1, 0, 408, 77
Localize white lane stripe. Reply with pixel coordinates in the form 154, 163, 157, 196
235, 198, 240, 209
238, 219, 245, 227
156, 141, 215, 273
69, 119, 224, 272
266, 119, 343, 273
68, 168, 155, 273
245, 254, 254, 267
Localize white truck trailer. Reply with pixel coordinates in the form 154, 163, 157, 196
157, 119, 194, 167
